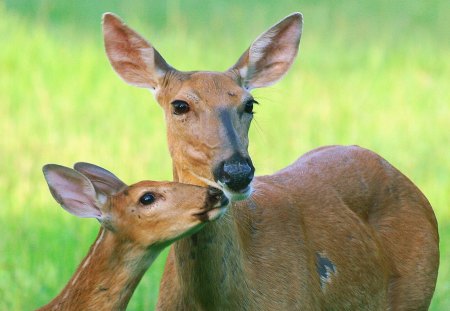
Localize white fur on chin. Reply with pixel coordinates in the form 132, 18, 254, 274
219, 182, 253, 202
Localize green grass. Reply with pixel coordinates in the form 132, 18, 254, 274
0, 0, 449, 309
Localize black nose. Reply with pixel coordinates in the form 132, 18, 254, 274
214, 154, 255, 192
207, 187, 228, 206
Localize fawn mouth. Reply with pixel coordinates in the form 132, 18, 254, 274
194, 196, 229, 222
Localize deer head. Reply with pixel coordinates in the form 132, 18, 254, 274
102, 13, 302, 201
43, 163, 228, 248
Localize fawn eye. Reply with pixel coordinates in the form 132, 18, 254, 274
244, 99, 258, 114
171, 100, 190, 115
139, 192, 155, 205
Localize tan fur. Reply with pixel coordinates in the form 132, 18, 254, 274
102, 13, 439, 310
38, 165, 226, 311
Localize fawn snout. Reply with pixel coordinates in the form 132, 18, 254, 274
196, 187, 229, 222
207, 186, 229, 207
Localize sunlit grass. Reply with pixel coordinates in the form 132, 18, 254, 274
0, 0, 449, 309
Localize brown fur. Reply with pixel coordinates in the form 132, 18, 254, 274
156, 146, 438, 310
102, 13, 439, 310
37, 228, 154, 311
38, 164, 226, 311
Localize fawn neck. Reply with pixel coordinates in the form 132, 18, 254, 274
38, 228, 161, 311
172, 168, 251, 308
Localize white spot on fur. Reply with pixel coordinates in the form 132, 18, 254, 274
316, 252, 337, 290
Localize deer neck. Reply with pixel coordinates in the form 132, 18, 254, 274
38, 227, 161, 311
172, 166, 252, 309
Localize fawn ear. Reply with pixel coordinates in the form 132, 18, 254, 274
74, 162, 126, 199
102, 13, 173, 91
229, 12, 303, 90
43, 164, 102, 218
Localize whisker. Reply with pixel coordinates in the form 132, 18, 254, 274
189, 171, 223, 190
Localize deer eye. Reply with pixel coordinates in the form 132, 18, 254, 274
171, 100, 190, 115
139, 192, 155, 205
244, 99, 258, 114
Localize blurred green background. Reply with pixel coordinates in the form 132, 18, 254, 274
0, 0, 448, 309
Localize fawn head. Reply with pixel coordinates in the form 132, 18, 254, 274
102, 13, 302, 201
43, 163, 228, 247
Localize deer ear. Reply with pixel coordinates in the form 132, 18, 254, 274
73, 162, 126, 203
43, 164, 102, 219
102, 13, 173, 91
229, 12, 303, 90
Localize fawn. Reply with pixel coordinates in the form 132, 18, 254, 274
37, 162, 228, 310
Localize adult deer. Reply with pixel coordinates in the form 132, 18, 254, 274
103, 12, 439, 310
37, 163, 228, 311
